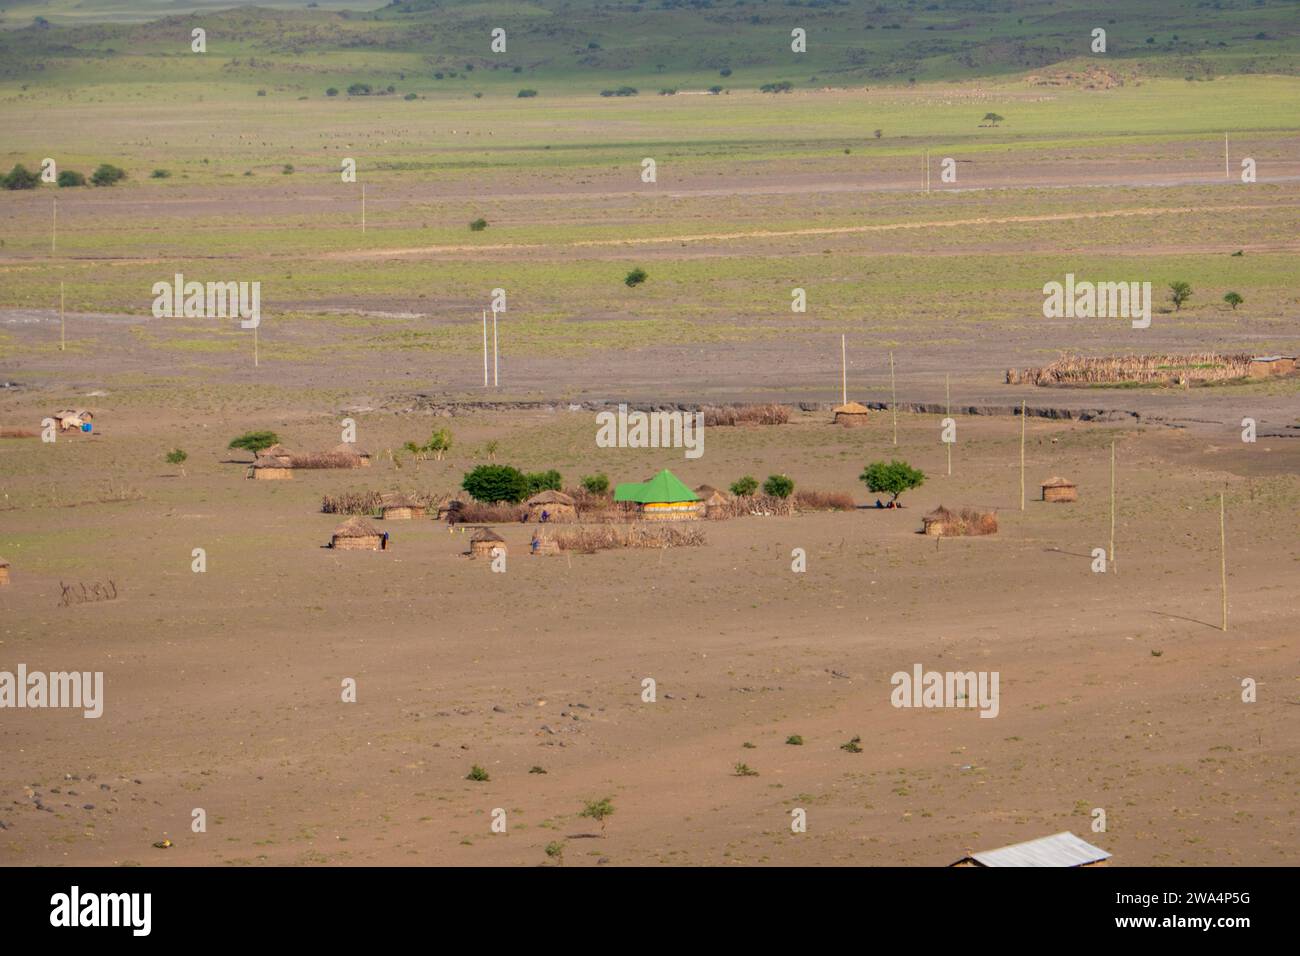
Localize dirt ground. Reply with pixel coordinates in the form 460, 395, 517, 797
0, 397, 1296, 867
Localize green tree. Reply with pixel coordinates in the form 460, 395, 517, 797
165, 448, 188, 476
524, 469, 563, 495
228, 430, 280, 458
763, 474, 794, 498
581, 473, 610, 495
469, 218, 488, 231
1168, 281, 1193, 310
730, 475, 759, 497
580, 797, 615, 836
982, 112, 1004, 126
1223, 291, 1243, 310
462, 464, 529, 503
624, 267, 648, 287
90, 164, 127, 187
2, 164, 40, 190
426, 428, 452, 460
56, 170, 86, 188
860, 459, 926, 504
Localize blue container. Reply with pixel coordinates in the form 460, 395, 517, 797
81, 422, 93, 433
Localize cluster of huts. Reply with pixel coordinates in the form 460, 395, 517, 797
249, 442, 371, 479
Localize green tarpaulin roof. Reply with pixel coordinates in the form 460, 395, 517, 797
614, 468, 699, 503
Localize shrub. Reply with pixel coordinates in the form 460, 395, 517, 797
469, 218, 488, 231
1223, 291, 1243, 310
734, 763, 759, 776
860, 459, 925, 504
56, 170, 86, 187
729, 475, 759, 497
841, 735, 863, 753
579, 797, 615, 835
165, 449, 188, 465
624, 267, 648, 287
793, 489, 854, 511
465, 765, 490, 782
763, 474, 794, 498
785, 735, 803, 746
600, 86, 638, 97
256, 89, 266, 97
524, 469, 563, 495
719, 67, 732, 76
347, 83, 372, 96
759, 81, 794, 93
3, 164, 40, 190
282, 164, 294, 175
708, 85, 723, 94
462, 464, 529, 503
326, 87, 339, 96
701, 403, 788, 426
227, 430, 280, 457
90, 164, 127, 187
1168, 281, 1193, 310
517, 89, 538, 98
403, 92, 418, 101
150, 169, 171, 179
580, 473, 610, 495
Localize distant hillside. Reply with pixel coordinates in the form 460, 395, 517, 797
1, 0, 1297, 91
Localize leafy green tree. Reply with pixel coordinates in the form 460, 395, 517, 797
1168, 281, 1193, 310
462, 464, 529, 503
524, 469, 563, 495
763, 474, 794, 498
165, 449, 188, 476
90, 164, 127, 186
1223, 291, 1243, 310
426, 428, 452, 460
860, 459, 926, 504
730, 475, 759, 497
579, 797, 615, 836
624, 267, 648, 287
981, 112, 1004, 126
581, 473, 610, 495
228, 430, 280, 458
2, 164, 40, 190
469, 218, 487, 231
56, 170, 86, 188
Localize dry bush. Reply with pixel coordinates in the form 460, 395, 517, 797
926, 506, 998, 536
290, 452, 364, 470
1011, 352, 1253, 387
452, 500, 525, 523
550, 523, 706, 553
793, 489, 856, 511
702, 403, 790, 426
0, 427, 38, 438
711, 494, 796, 518
321, 491, 384, 515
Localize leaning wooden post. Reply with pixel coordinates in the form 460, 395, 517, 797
840, 334, 847, 406
1220, 491, 1228, 632
1110, 439, 1117, 575
890, 351, 898, 446
59, 281, 65, 352
945, 373, 951, 477
1019, 400, 1026, 510
362, 183, 367, 234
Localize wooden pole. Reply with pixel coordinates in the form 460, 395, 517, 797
482, 310, 489, 386
890, 351, 898, 445
52, 197, 57, 255
1224, 133, 1229, 180
840, 334, 847, 406
925, 150, 930, 194
1219, 491, 1228, 632
945, 373, 951, 477
1019, 400, 1025, 510
59, 281, 65, 352
1110, 439, 1116, 575
492, 308, 499, 387
362, 184, 367, 233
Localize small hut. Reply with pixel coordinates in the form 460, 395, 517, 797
922, 506, 956, 536
950, 832, 1110, 868
437, 499, 464, 522
249, 458, 293, 480
469, 527, 506, 559
1041, 476, 1078, 503
832, 402, 871, 427
330, 516, 386, 551
0, 556, 10, 587
694, 484, 729, 517
379, 493, 425, 520
331, 442, 371, 467
53, 409, 93, 432
256, 443, 294, 465
1247, 355, 1297, 378
614, 469, 700, 521
525, 490, 577, 523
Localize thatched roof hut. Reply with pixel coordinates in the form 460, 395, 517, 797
525, 489, 577, 522
922, 505, 998, 537
832, 402, 870, 427
0, 556, 9, 587
249, 458, 293, 480
469, 527, 506, 558
256, 443, 294, 464
922, 506, 956, 536
1041, 476, 1078, 503
379, 493, 425, 520
694, 484, 729, 516
331, 442, 371, 467
331, 516, 386, 551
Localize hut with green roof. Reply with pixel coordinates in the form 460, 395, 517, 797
614, 468, 700, 521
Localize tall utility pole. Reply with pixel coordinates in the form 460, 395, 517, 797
492, 308, 499, 387
890, 351, 898, 445
1224, 133, 1229, 180
1220, 491, 1228, 632
1110, 439, 1117, 575
482, 310, 489, 387
840, 334, 847, 405
1019, 400, 1026, 511
361, 184, 367, 233
945, 373, 951, 477
59, 281, 65, 351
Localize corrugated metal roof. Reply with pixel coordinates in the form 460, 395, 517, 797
967, 831, 1110, 867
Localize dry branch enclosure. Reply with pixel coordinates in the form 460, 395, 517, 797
922, 506, 999, 537
1007, 353, 1286, 387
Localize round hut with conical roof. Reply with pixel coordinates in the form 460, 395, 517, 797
469, 527, 507, 559
1041, 477, 1078, 503
331, 516, 387, 550
922, 506, 956, 536
694, 484, 729, 517
249, 457, 293, 480
379, 493, 425, 520
832, 402, 871, 427
525, 489, 576, 522
255, 443, 294, 465
331, 442, 371, 468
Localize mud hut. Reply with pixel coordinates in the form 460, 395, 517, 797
469, 527, 506, 559
331, 442, 372, 467
1041, 476, 1078, 503
379, 493, 425, 520
614, 469, 699, 521
255, 443, 294, 465
694, 484, 729, 516
922, 506, 956, 536
832, 402, 870, 427
52, 409, 93, 432
249, 458, 293, 480
1247, 355, 1297, 378
330, 516, 386, 551
525, 489, 577, 523
950, 832, 1110, 868
437, 500, 465, 522
0, 556, 9, 587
